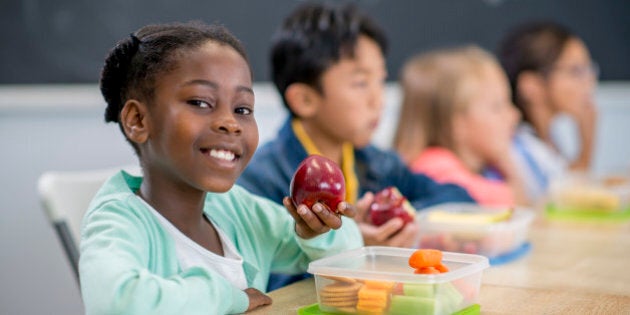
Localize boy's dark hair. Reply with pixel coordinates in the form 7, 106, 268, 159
498, 21, 574, 123
100, 21, 250, 150
270, 1, 388, 115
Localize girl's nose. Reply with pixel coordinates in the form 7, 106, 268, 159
212, 109, 241, 135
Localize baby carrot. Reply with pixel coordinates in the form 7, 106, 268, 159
414, 266, 440, 274
435, 263, 450, 273
408, 249, 443, 269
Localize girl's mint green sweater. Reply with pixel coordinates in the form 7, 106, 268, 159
79, 171, 362, 314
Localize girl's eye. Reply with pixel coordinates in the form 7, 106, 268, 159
235, 107, 253, 115
187, 99, 212, 108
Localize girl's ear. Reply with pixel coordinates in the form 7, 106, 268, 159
517, 71, 545, 105
284, 83, 321, 118
120, 99, 150, 144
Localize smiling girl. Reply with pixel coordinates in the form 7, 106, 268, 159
79, 21, 361, 315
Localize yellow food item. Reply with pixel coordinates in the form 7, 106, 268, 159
557, 187, 620, 212
363, 280, 395, 290
356, 285, 389, 314
426, 208, 513, 224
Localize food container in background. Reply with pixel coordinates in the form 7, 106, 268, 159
307, 246, 489, 315
416, 203, 534, 263
546, 172, 630, 221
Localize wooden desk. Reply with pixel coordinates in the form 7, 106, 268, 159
248, 278, 314, 315
249, 279, 630, 314
483, 219, 630, 296
250, 218, 630, 314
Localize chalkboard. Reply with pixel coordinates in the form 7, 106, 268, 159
1, 0, 629, 84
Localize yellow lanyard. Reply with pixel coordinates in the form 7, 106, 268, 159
291, 119, 358, 204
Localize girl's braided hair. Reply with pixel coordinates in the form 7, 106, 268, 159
100, 21, 250, 125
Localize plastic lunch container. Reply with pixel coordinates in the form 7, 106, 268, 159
416, 203, 534, 261
546, 172, 630, 221
307, 246, 489, 315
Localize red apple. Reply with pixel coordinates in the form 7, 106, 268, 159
369, 186, 416, 226
290, 155, 346, 211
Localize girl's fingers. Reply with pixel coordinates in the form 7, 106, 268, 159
376, 217, 405, 239
283, 197, 304, 223
284, 198, 345, 236
354, 192, 374, 222
310, 203, 342, 230
336, 201, 356, 218
388, 223, 420, 248
291, 203, 329, 234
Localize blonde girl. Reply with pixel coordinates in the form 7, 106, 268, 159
394, 46, 525, 206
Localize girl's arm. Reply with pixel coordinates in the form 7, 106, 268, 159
569, 103, 596, 170
205, 185, 363, 280
490, 151, 529, 206
241, 191, 363, 275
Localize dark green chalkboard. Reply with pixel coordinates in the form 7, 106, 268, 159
1, 0, 628, 83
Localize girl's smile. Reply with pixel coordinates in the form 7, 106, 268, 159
201, 146, 241, 167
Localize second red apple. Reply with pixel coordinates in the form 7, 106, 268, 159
369, 186, 416, 226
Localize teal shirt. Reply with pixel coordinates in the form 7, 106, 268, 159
79, 171, 363, 315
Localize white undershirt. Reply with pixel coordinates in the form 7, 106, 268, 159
139, 197, 248, 290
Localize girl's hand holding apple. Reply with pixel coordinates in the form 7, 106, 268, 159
286, 155, 356, 239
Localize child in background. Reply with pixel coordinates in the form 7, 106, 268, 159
498, 21, 598, 203
393, 46, 525, 207
80, 21, 362, 314
237, 2, 474, 290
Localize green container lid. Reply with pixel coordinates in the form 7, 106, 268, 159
296, 303, 481, 315
546, 203, 630, 222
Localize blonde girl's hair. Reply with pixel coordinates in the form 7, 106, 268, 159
393, 45, 503, 164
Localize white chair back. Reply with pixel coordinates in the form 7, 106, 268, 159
37, 165, 140, 281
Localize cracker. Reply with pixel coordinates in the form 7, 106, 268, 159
320, 282, 362, 293
322, 275, 358, 284
321, 296, 358, 302
320, 288, 361, 296
320, 298, 359, 303
319, 281, 362, 311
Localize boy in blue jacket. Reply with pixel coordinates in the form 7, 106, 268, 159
238, 2, 474, 290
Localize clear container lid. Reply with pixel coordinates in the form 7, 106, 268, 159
546, 172, 630, 221
416, 203, 535, 233
549, 172, 630, 210
307, 246, 489, 284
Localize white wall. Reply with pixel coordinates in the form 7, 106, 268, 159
0, 82, 628, 314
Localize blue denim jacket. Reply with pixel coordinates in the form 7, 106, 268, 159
237, 119, 474, 290
239, 119, 473, 211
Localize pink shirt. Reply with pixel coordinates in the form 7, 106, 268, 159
410, 147, 514, 207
